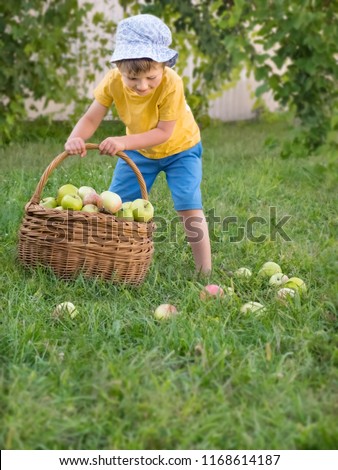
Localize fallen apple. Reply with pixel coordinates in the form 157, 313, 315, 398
100, 191, 122, 213
116, 201, 134, 221
61, 194, 83, 211
283, 277, 307, 295
56, 183, 78, 205
40, 196, 57, 209
234, 267, 252, 278
269, 273, 289, 286
277, 287, 297, 304
52, 301, 78, 319
240, 301, 266, 314
258, 261, 282, 278
82, 203, 99, 213
154, 303, 178, 320
225, 286, 235, 297
200, 284, 224, 300
78, 186, 96, 200
131, 198, 154, 222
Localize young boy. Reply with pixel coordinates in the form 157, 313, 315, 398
65, 14, 211, 275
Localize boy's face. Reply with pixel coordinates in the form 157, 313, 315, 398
121, 63, 164, 96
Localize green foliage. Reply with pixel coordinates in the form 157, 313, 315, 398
0, 0, 114, 143
247, 0, 338, 157
118, 0, 338, 157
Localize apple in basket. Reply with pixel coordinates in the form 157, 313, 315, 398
131, 199, 154, 222
82, 191, 103, 210
56, 183, 78, 205
61, 194, 83, 211
100, 191, 122, 213
81, 203, 99, 213
116, 201, 134, 221
78, 186, 96, 200
40, 196, 57, 209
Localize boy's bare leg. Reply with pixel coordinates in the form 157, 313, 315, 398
177, 209, 212, 275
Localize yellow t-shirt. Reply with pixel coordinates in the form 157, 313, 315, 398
94, 67, 200, 159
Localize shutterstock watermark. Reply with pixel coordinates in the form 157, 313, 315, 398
154, 206, 291, 243
43, 206, 292, 244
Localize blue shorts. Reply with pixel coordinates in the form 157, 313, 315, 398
109, 142, 203, 211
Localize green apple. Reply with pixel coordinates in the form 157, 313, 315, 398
269, 273, 289, 286
284, 277, 307, 295
82, 203, 99, 213
52, 301, 78, 319
56, 183, 78, 205
225, 286, 235, 297
78, 186, 96, 201
258, 261, 282, 278
40, 196, 57, 209
131, 198, 154, 222
116, 201, 134, 221
277, 287, 297, 304
61, 194, 83, 211
54, 206, 63, 211
240, 301, 266, 314
154, 304, 178, 320
235, 267, 252, 278
100, 191, 122, 213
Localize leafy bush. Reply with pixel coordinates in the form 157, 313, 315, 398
0, 0, 114, 143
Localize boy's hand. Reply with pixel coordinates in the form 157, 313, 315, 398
99, 137, 126, 156
65, 137, 87, 157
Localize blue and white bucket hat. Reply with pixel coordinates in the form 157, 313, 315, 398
110, 14, 178, 67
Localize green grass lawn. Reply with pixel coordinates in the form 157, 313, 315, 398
0, 118, 337, 450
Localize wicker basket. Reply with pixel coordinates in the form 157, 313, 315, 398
18, 143, 156, 286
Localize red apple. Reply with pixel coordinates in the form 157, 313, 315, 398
200, 284, 224, 300
83, 191, 103, 209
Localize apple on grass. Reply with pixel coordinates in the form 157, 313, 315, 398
40, 197, 57, 209
277, 287, 297, 305
52, 302, 78, 319
240, 302, 266, 314
116, 201, 134, 221
283, 277, 307, 295
154, 304, 178, 320
234, 267, 252, 278
258, 261, 282, 278
56, 183, 78, 205
100, 191, 122, 213
131, 199, 154, 222
269, 273, 289, 286
61, 194, 83, 211
200, 284, 225, 300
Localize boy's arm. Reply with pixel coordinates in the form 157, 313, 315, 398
98, 120, 176, 156
65, 100, 109, 157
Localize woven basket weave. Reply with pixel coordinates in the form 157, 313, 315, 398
18, 143, 156, 286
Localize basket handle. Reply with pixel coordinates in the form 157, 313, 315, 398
28, 143, 149, 205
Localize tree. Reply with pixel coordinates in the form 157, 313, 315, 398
0, 0, 114, 143
118, 0, 338, 157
